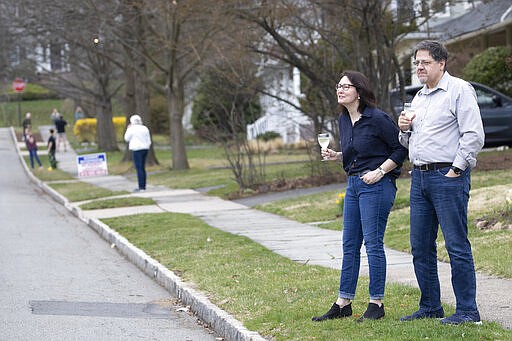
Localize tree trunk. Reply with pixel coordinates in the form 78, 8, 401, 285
119, 0, 158, 165
96, 95, 119, 151
122, 63, 136, 162
166, 83, 189, 170
135, 67, 158, 166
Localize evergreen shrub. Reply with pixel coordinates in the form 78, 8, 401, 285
463, 46, 512, 97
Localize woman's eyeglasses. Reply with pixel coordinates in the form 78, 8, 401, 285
335, 84, 356, 91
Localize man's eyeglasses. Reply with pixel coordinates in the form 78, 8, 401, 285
412, 60, 435, 67
335, 84, 356, 91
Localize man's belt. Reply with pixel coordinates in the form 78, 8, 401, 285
413, 162, 452, 171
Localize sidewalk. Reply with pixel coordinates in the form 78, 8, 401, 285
16, 126, 512, 334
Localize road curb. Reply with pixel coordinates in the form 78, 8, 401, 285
86, 218, 265, 341
12, 127, 265, 341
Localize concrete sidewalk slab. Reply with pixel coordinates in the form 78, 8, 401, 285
135, 189, 200, 197
158, 199, 248, 214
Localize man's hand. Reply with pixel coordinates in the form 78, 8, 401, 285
445, 169, 461, 178
398, 111, 415, 132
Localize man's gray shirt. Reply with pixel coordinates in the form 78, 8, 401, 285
399, 72, 485, 170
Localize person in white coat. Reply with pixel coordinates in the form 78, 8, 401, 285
124, 115, 151, 192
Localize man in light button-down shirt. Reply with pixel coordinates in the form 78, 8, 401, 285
398, 40, 485, 326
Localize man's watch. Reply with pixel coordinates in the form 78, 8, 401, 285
451, 166, 463, 175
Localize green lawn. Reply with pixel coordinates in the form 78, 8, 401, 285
103, 212, 512, 341
1, 99, 64, 127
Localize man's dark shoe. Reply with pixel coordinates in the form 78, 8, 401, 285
312, 303, 352, 321
400, 307, 444, 322
356, 303, 384, 322
440, 311, 482, 325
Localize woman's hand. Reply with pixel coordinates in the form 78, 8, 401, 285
360, 169, 385, 184
321, 148, 340, 161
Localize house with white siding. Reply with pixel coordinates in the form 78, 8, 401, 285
248, 0, 512, 144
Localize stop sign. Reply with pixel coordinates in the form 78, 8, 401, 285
12, 78, 25, 92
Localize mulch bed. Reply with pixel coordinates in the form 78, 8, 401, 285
255, 148, 512, 194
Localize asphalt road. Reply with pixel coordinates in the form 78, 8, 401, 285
0, 128, 218, 340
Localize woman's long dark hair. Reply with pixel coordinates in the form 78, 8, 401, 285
339, 70, 376, 115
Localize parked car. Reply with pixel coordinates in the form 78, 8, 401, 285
390, 82, 512, 147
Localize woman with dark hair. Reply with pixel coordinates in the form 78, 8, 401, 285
312, 71, 407, 322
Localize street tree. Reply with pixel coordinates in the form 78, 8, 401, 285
17, 0, 122, 151
119, 0, 224, 170
192, 60, 263, 191
115, 0, 159, 165
153, 0, 450, 149
228, 0, 427, 136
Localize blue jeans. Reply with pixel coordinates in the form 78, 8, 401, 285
339, 175, 396, 300
29, 149, 42, 168
410, 167, 478, 314
132, 149, 148, 190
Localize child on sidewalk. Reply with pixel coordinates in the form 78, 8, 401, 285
25, 130, 43, 169
47, 129, 57, 170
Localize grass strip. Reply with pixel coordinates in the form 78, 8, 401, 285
103, 212, 511, 341
23, 156, 74, 181
48, 182, 129, 202
79, 197, 156, 210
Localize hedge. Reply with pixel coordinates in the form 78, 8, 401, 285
463, 46, 512, 97
4, 83, 59, 101
73, 116, 126, 143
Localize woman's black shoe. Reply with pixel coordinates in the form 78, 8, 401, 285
356, 303, 385, 322
312, 303, 352, 321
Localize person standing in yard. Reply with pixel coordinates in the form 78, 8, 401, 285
47, 128, 57, 171
74, 106, 84, 122
50, 108, 60, 126
54, 115, 68, 152
398, 40, 485, 325
25, 130, 43, 169
124, 114, 151, 192
312, 70, 407, 322
22, 112, 32, 141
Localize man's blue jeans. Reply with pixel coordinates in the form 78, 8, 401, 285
339, 175, 396, 300
132, 149, 148, 190
410, 167, 478, 314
